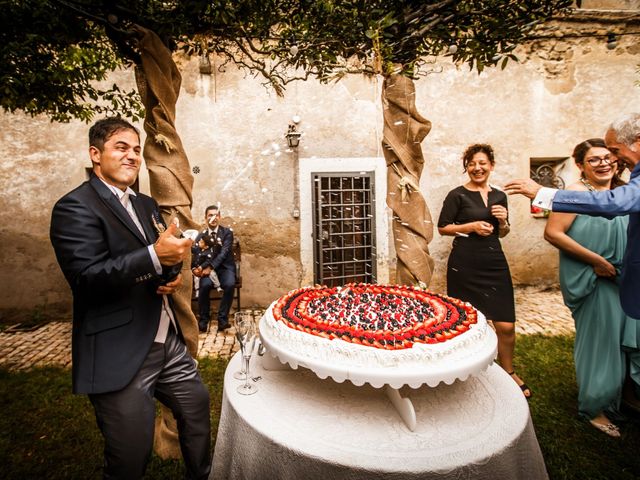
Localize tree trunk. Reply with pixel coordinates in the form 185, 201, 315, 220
381, 74, 435, 286
134, 26, 201, 460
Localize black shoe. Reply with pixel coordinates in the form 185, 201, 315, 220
198, 323, 208, 333
217, 323, 230, 333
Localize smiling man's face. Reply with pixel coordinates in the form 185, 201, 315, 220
90, 128, 141, 190
605, 128, 640, 170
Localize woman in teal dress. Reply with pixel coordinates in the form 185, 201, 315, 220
545, 138, 638, 437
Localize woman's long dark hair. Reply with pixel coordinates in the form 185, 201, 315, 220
572, 138, 626, 189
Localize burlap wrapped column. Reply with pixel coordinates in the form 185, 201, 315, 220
134, 27, 202, 459
381, 74, 435, 286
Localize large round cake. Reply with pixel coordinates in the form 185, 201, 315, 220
259, 283, 497, 388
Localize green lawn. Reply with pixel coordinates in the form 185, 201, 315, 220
1, 336, 639, 479
0, 358, 227, 479
518, 335, 640, 479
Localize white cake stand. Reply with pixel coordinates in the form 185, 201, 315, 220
258, 314, 498, 431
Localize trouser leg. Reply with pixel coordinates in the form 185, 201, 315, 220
198, 276, 213, 327
217, 268, 236, 326
155, 329, 211, 479
89, 343, 165, 479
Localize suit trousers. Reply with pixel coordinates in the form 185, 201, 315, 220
89, 328, 211, 479
198, 268, 235, 326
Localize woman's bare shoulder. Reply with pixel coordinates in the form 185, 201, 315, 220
566, 181, 588, 192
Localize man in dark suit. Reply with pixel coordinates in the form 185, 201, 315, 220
505, 112, 640, 320
50, 117, 211, 479
192, 205, 237, 333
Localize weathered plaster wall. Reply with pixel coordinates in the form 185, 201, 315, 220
0, 14, 639, 317
174, 57, 384, 308
581, 0, 640, 8
420, 32, 640, 291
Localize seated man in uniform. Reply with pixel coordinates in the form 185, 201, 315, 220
192, 204, 236, 333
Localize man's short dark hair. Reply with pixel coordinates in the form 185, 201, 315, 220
89, 117, 139, 151
205, 205, 220, 215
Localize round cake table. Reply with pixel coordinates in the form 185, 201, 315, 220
211, 352, 548, 480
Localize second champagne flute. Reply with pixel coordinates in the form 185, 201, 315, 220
232, 311, 249, 380
237, 321, 258, 395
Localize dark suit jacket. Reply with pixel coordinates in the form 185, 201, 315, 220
50, 174, 180, 394
193, 226, 236, 275
191, 245, 214, 270
552, 163, 640, 319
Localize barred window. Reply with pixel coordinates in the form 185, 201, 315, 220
312, 172, 377, 286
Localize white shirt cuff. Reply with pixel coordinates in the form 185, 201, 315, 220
148, 245, 163, 274
532, 187, 557, 211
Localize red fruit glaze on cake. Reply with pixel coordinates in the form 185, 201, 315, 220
272, 283, 477, 350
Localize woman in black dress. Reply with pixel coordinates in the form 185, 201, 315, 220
438, 144, 530, 398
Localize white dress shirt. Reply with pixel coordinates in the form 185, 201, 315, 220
531, 187, 558, 211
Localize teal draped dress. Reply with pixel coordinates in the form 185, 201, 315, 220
559, 214, 640, 419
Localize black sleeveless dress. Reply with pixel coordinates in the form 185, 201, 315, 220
437, 186, 516, 323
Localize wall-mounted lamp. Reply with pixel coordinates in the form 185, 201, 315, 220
606, 33, 617, 50
199, 54, 212, 74
285, 124, 302, 148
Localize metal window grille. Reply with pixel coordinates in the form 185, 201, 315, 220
312, 172, 376, 286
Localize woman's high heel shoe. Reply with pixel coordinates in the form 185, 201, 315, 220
506, 370, 532, 399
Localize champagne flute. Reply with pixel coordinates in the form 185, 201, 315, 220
232, 311, 249, 380
253, 309, 266, 356
237, 321, 258, 395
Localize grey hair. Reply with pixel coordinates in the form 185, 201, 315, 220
610, 112, 640, 146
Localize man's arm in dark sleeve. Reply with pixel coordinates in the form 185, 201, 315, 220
50, 195, 159, 293
552, 175, 640, 217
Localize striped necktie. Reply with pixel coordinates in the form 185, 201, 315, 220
120, 192, 147, 240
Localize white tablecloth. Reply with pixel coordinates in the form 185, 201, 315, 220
211, 353, 547, 480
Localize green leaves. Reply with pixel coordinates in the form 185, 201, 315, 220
0, 0, 573, 122
173, 0, 573, 83
0, 0, 143, 122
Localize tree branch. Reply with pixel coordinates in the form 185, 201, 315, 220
404, 0, 457, 24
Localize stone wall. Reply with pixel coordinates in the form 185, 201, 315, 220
580, 0, 640, 8
0, 8, 639, 317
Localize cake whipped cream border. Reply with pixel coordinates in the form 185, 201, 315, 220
262, 295, 490, 369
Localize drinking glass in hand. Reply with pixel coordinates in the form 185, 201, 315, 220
232, 311, 251, 380
237, 319, 258, 395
